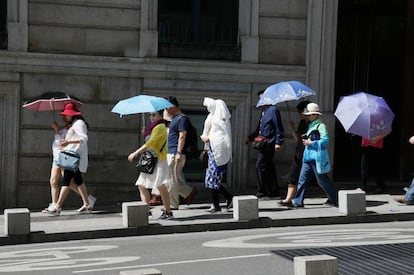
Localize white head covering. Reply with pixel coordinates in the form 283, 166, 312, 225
201, 97, 232, 165
203, 97, 231, 120
203, 97, 216, 113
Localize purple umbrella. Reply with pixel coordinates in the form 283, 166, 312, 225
334, 92, 395, 139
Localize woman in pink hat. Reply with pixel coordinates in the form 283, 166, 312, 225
44, 103, 92, 215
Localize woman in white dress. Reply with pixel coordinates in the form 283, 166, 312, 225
45, 103, 91, 215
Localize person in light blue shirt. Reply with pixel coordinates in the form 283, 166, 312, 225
291, 103, 338, 208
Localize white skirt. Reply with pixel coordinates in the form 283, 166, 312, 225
135, 159, 170, 189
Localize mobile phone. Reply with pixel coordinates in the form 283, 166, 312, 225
301, 134, 308, 140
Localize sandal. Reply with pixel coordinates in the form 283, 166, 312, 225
76, 204, 92, 213
43, 205, 61, 216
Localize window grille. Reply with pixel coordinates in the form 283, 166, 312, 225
158, 0, 240, 61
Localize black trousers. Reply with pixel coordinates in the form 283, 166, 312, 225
211, 185, 233, 209
255, 146, 280, 197
360, 146, 386, 190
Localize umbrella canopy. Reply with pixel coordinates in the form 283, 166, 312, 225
22, 91, 83, 111
256, 81, 316, 107
334, 91, 395, 139
111, 95, 173, 117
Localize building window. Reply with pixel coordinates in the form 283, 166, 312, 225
0, 0, 6, 49
158, 0, 240, 61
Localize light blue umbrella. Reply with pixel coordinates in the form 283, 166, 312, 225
111, 95, 173, 117
256, 81, 316, 107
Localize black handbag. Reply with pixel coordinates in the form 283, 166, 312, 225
252, 136, 268, 150
136, 150, 158, 174
199, 150, 209, 168
136, 141, 166, 174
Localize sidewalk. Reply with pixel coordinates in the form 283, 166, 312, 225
1, 193, 414, 246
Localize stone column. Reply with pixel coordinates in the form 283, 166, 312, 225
7, 0, 28, 52
306, 0, 339, 112
138, 0, 158, 58
0, 74, 20, 209
239, 0, 259, 63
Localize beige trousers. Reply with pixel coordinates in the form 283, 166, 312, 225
167, 154, 193, 208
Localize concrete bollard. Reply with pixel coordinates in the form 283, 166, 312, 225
233, 195, 258, 221
338, 190, 366, 215
120, 268, 162, 275
294, 255, 338, 275
4, 208, 30, 236
122, 201, 148, 227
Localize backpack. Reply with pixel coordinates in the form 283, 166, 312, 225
176, 115, 200, 159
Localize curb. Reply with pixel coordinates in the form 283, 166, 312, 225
2, 211, 414, 246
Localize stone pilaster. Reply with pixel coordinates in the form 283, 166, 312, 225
7, 0, 28, 52
239, 0, 259, 63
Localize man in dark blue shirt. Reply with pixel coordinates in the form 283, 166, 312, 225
244, 90, 285, 198
254, 103, 285, 198
166, 96, 197, 209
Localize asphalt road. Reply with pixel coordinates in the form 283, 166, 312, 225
1, 221, 414, 275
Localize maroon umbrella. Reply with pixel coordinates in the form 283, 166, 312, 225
22, 91, 83, 112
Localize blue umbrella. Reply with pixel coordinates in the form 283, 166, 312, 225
256, 81, 316, 107
111, 95, 173, 117
334, 91, 395, 139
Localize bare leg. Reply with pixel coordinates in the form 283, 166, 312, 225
49, 164, 62, 204
55, 180, 75, 209
138, 185, 151, 204
76, 183, 89, 205
283, 183, 297, 203
158, 184, 171, 212
50, 165, 80, 201
70, 184, 80, 194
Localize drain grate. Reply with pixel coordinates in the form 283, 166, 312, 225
273, 242, 414, 275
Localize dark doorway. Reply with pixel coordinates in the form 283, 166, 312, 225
0, 0, 6, 49
334, 0, 407, 182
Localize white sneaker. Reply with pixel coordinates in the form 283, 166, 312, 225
88, 195, 97, 210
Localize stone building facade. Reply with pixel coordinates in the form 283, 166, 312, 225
0, 0, 338, 209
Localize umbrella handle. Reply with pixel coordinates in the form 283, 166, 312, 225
285, 102, 292, 122
141, 113, 146, 133
50, 99, 56, 120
